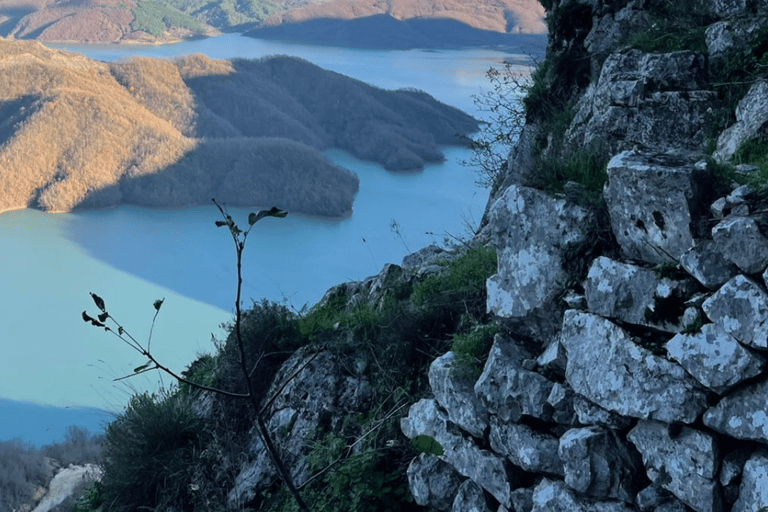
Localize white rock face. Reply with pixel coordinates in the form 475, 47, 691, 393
713, 80, 768, 162
704, 377, 768, 445
666, 324, 765, 394
429, 351, 489, 438
603, 150, 708, 264
560, 310, 708, 424
731, 451, 768, 512
32, 464, 101, 512
485, 184, 591, 338
628, 421, 722, 512
702, 275, 768, 350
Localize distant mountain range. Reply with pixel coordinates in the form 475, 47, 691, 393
0, 0, 545, 46
0, 398, 110, 447
0, 40, 477, 217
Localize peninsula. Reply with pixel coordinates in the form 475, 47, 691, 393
0, 40, 477, 217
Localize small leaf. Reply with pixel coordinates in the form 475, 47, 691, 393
411, 435, 444, 456
90, 292, 106, 312
153, 299, 164, 311
82, 311, 105, 328
133, 363, 152, 373
118, 326, 124, 335
214, 220, 227, 227
249, 207, 288, 225
97, 312, 109, 323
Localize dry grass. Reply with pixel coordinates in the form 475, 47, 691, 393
0, 40, 476, 217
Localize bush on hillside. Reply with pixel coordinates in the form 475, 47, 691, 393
98, 391, 214, 512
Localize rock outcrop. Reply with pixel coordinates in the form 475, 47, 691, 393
400, 0, 768, 509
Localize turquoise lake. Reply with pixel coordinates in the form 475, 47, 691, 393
0, 34, 536, 436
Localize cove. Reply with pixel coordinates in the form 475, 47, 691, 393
0, 34, 533, 417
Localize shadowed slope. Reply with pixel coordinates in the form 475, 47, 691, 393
0, 41, 477, 217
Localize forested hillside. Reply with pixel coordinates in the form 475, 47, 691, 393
0, 40, 477, 217
0, 0, 545, 44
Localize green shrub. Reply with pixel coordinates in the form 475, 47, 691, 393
528, 142, 609, 198
624, 0, 711, 53
450, 322, 499, 379
98, 391, 211, 512
411, 245, 497, 319
260, 429, 416, 512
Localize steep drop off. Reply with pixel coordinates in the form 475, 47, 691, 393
0, 40, 477, 217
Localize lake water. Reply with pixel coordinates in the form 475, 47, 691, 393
0, 34, 536, 441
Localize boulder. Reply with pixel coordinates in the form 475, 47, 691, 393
666, 324, 765, 394
489, 417, 564, 476
628, 420, 722, 512
680, 239, 740, 289
474, 336, 554, 423
701, 275, 768, 350
585, 256, 696, 331
509, 487, 534, 512
703, 377, 768, 445
485, 184, 592, 339
572, 393, 634, 429
452, 479, 492, 512
731, 451, 768, 512
604, 150, 710, 265
711, 216, 768, 275
713, 80, 768, 163
407, 453, 464, 511
547, 383, 580, 426
706, 17, 768, 62
401, 399, 518, 508
560, 311, 708, 424
530, 478, 635, 512
228, 348, 371, 506
635, 486, 690, 512
429, 351, 489, 438
559, 426, 643, 502
566, 50, 717, 152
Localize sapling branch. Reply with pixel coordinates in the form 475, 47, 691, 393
83, 200, 310, 512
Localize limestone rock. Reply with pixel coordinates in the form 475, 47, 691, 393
731, 451, 768, 512
429, 351, 489, 438
485, 184, 592, 339
706, 17, 768, 62
702, 275, 768, 350
559, 426, 643, 502
452, 479, 492, 512
636, 485, 690, 512
719, 448, 752, 487
567, 50, 717, 153
711, 216, 768, 275
489, 417, 564, 476
474, 335, 554, 423
530, 478, 635, 512
585, 256, 696, 331
407, 453, 464, 511
680, 240, 740, 289
628, 420, 722, 512
547, 383, 579, 426
713, 80, 768, 163
228, 347, 371, 506
572, 393, 633, 430
560, 311, 708, 424
666, 324, 765, 394
401, 399, 517, 508
604, 150, 710, 264
703, 377, 768, 445
536, 339, 568, 377
509, 487, 534, 512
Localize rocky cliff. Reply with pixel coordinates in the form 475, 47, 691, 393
398, 0, 768, 510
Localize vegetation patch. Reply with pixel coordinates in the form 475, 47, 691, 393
131, 0, 206, 36
624, 0, 711, 53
